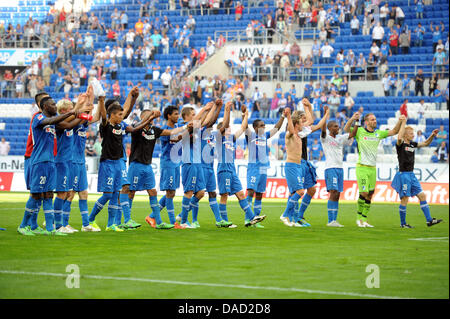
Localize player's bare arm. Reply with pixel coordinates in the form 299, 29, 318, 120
219, 101, 232, 135
269, 111, 286, 138
234, 105, 249, 139
310, 105, 329, 133
347, 112, 360, 139
388, 115, 406, 136
418, 129, 439, 148
122, 86, 139, 120
396, 116, 407, 145
302, 98, 315, 126
201, 101, 219, 127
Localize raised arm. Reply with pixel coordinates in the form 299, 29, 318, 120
396, 116, 407, 145
219, 101, 232, 135
347, 112, 360, 139
234, 105, 249, 139
418, 129, 439, 148
285, 107, 296, 137
388, 115, 406, 136
206, 99, 223, 128
320, 107, 330, 139
98, 95, 107, 126
311, 105, 329, 132
122, 86, 139, 120
269, 112, 285, 138
125, 110, 155, 134
302, 98, 315, 126
344, 110, 358, 133
201, 101, 218, 127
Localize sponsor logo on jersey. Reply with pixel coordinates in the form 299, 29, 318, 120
78, 131, 87, 137
405, 146, 415, 152
142, 132, 155, 140
44, 126, 56, 135
363, 136, 379, 141
112, 128, 123, 135
65, 129, 73, 137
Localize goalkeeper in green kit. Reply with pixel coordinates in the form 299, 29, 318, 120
344, 113, 405, 228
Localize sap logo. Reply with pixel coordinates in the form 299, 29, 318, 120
0, 50, 14, 64
24, 50, 48, 64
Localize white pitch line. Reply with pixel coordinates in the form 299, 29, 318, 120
408, 237, 449, 242
0, 270, 414, 299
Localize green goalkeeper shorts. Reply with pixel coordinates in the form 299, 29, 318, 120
356, 165, 377, 193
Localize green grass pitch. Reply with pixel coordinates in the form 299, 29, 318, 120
0, 192, 448, 299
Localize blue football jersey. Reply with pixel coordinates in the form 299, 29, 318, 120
31, 113, 56, 164
217, 134, 236, 173
55, 126, 74, 163
121, 121, 129, 162
246, 131, 271, 167
72, 123, 88, 164
201, 127, 216, 168
160, 123, 182, 168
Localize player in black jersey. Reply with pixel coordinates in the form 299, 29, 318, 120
391, 119, 443, 228
126, 109, 192, 230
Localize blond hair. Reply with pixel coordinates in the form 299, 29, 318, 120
56, 99, 73, 114
405, 126, 414, 132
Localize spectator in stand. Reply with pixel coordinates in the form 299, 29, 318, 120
401, 74, 411, 97
0, 137, 10, 156
433, 47, 447, 79
320, 41, 334, 64
270, 92, 279, 119
414, 68, 425, 96
413, 130, 426, 154
428, 73, 438, 96
112, 80, 121, 100
84, 32, 94, 55
199, 47, 207, 64
350, 15, 359, 35
380, 2, 389, 27
400, 99, 408, 120
430, 21, 445, 53
259, 92, 270, 118
372, 22, 385, 47
120, 11, 128, 29
388, 72, 398, 97
436, 141, 448, 163
389, 29, 399, 55
381, 72, 390, 96
381, 135, 394, 154
344, 91, 354, 112
431, 151, 439, 163
433, 84, 445, 110
395, 5, 405, 27
399, 29, 411, 54
415, 0, 424, 19
436, 125, 448, 145
235, 1, 244, 21
311, 39, 321, 64
265, 14, 276, 44
328, 90, 340, 119
414, 22, 425, 47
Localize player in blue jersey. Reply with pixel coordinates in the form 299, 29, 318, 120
65, 85, 102, 232
176, 102, 216, 229
18, 95, 85, 236
200, 99, 234, 228
126, 109, 192, 229
216, 102, 266, 227
155, 105, 186, 229
52, 96, 94, 234
245, 113, 285, 228
391, 121, 443, 228
20, 92, 50, 235
280, 99, 329, 227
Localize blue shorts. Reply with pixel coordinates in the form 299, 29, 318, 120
301, 159, 317, 189
72, 162, 88, 192
128, 161, 156, 191
24, 157, 31, 190
285, 162, 304, 195
120, 160, 129, 186
30, 161, 56, 194
97, 159, 122, 193
246, 165, 268, 193
202, 166, 217, 193
325, 168, 344, 192
181, 163, 206, 193
391, 171, 423, 198
160, 165, 180, 191
55, 162, 72, 192
217, 168, 242, 195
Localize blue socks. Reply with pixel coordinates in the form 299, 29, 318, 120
79, 199, 90, 227
30, 197, 42, 230
298, 193, 312, 220
239, 198, 254, 221
399, 204, 407, 225
42, 198, 55, 232
150, 196, 162, 225
246, 195, 253, 207
420, 201, 432, 222
219, 203, 228, 221
190, 196, 200, 223
286, 192, 301, 222
282, 195, 292, 218
120, 193, 131, 223
328, 200, 339, 223
208, 198, 222, 222
53, 197, 64, 230
180, 196, 191, 224
159, 195, 167, 211
166, 197, 176, 224
20, 196, 36, 228
89, 192, 112, 222
253, 199, 262, 216
111, 192, 121, 226
62, 200, 71, 227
